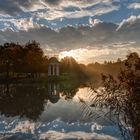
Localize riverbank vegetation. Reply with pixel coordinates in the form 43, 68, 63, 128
86, 52, 140, 140
0, 41, 126, 84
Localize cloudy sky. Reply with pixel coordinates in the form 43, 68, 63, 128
0, 0, 140, 63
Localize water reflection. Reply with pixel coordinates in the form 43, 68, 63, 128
0, 84, 46, 120
0, 83, 122, 140
0, 82, 82, 120
48, 83, 60, 104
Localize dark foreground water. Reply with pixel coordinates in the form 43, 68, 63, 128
0, 83, 122, 140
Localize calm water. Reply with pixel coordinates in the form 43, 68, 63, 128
0, 82, 122, 140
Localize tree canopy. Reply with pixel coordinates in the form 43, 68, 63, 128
0, 41, 48, 78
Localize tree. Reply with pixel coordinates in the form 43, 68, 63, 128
0, 41, 48, 79
60, 56, 88, 79
92, 52, 140, 140
60, 56, 79, 73
0, 42, 20, 78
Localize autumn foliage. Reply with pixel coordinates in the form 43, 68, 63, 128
0, 41, 48, 78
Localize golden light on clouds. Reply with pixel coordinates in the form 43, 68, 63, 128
59, 48, 110, 64
59, 47, 140, 64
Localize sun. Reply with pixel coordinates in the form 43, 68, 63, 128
59, 48, 89, 64
59, 50, 77, 59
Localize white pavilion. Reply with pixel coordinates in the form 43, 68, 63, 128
48, 57, 60, 76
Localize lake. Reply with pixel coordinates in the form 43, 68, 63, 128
0, 82, 122, 140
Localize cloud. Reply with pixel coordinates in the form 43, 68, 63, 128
12, 18, 40, 31
0, 17, 40, 31
40, 130, 118, 140
0, 0, 23, 16
35, 0, 120, 21
110, 41, 136, 48
59, 48, 111, 63
0, 0, 139, 64
0, 117, 120, 140
43, 0, 62, 6
89, 18, 103, 26
43, 0, 98, 8
0, 19, 139, 63
0, 0, 120, 20
0, 0, 45, 16
117, 15, 140, 31
128, 2, 140, 9
59, 46, 140, 64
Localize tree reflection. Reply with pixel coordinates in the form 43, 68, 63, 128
0, 81, 82, 120
60, 80, 80, 100
0, 83, 46, 120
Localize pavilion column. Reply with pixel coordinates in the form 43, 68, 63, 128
53, 64, 55, 75
56, 64, 60, 76
48, 65, 51, 76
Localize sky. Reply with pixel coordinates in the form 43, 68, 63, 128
0, 0, 140, 64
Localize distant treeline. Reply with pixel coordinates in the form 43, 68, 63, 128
0, 41, 134, 81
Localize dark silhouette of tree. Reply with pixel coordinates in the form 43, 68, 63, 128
23, 41, 45, 77
91, 52, 140, 140
60, 56, 88, 79
0, 41, 48, 80
60, 56, 79, 73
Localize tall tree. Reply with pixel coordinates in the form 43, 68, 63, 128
92, 52, 140, 140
